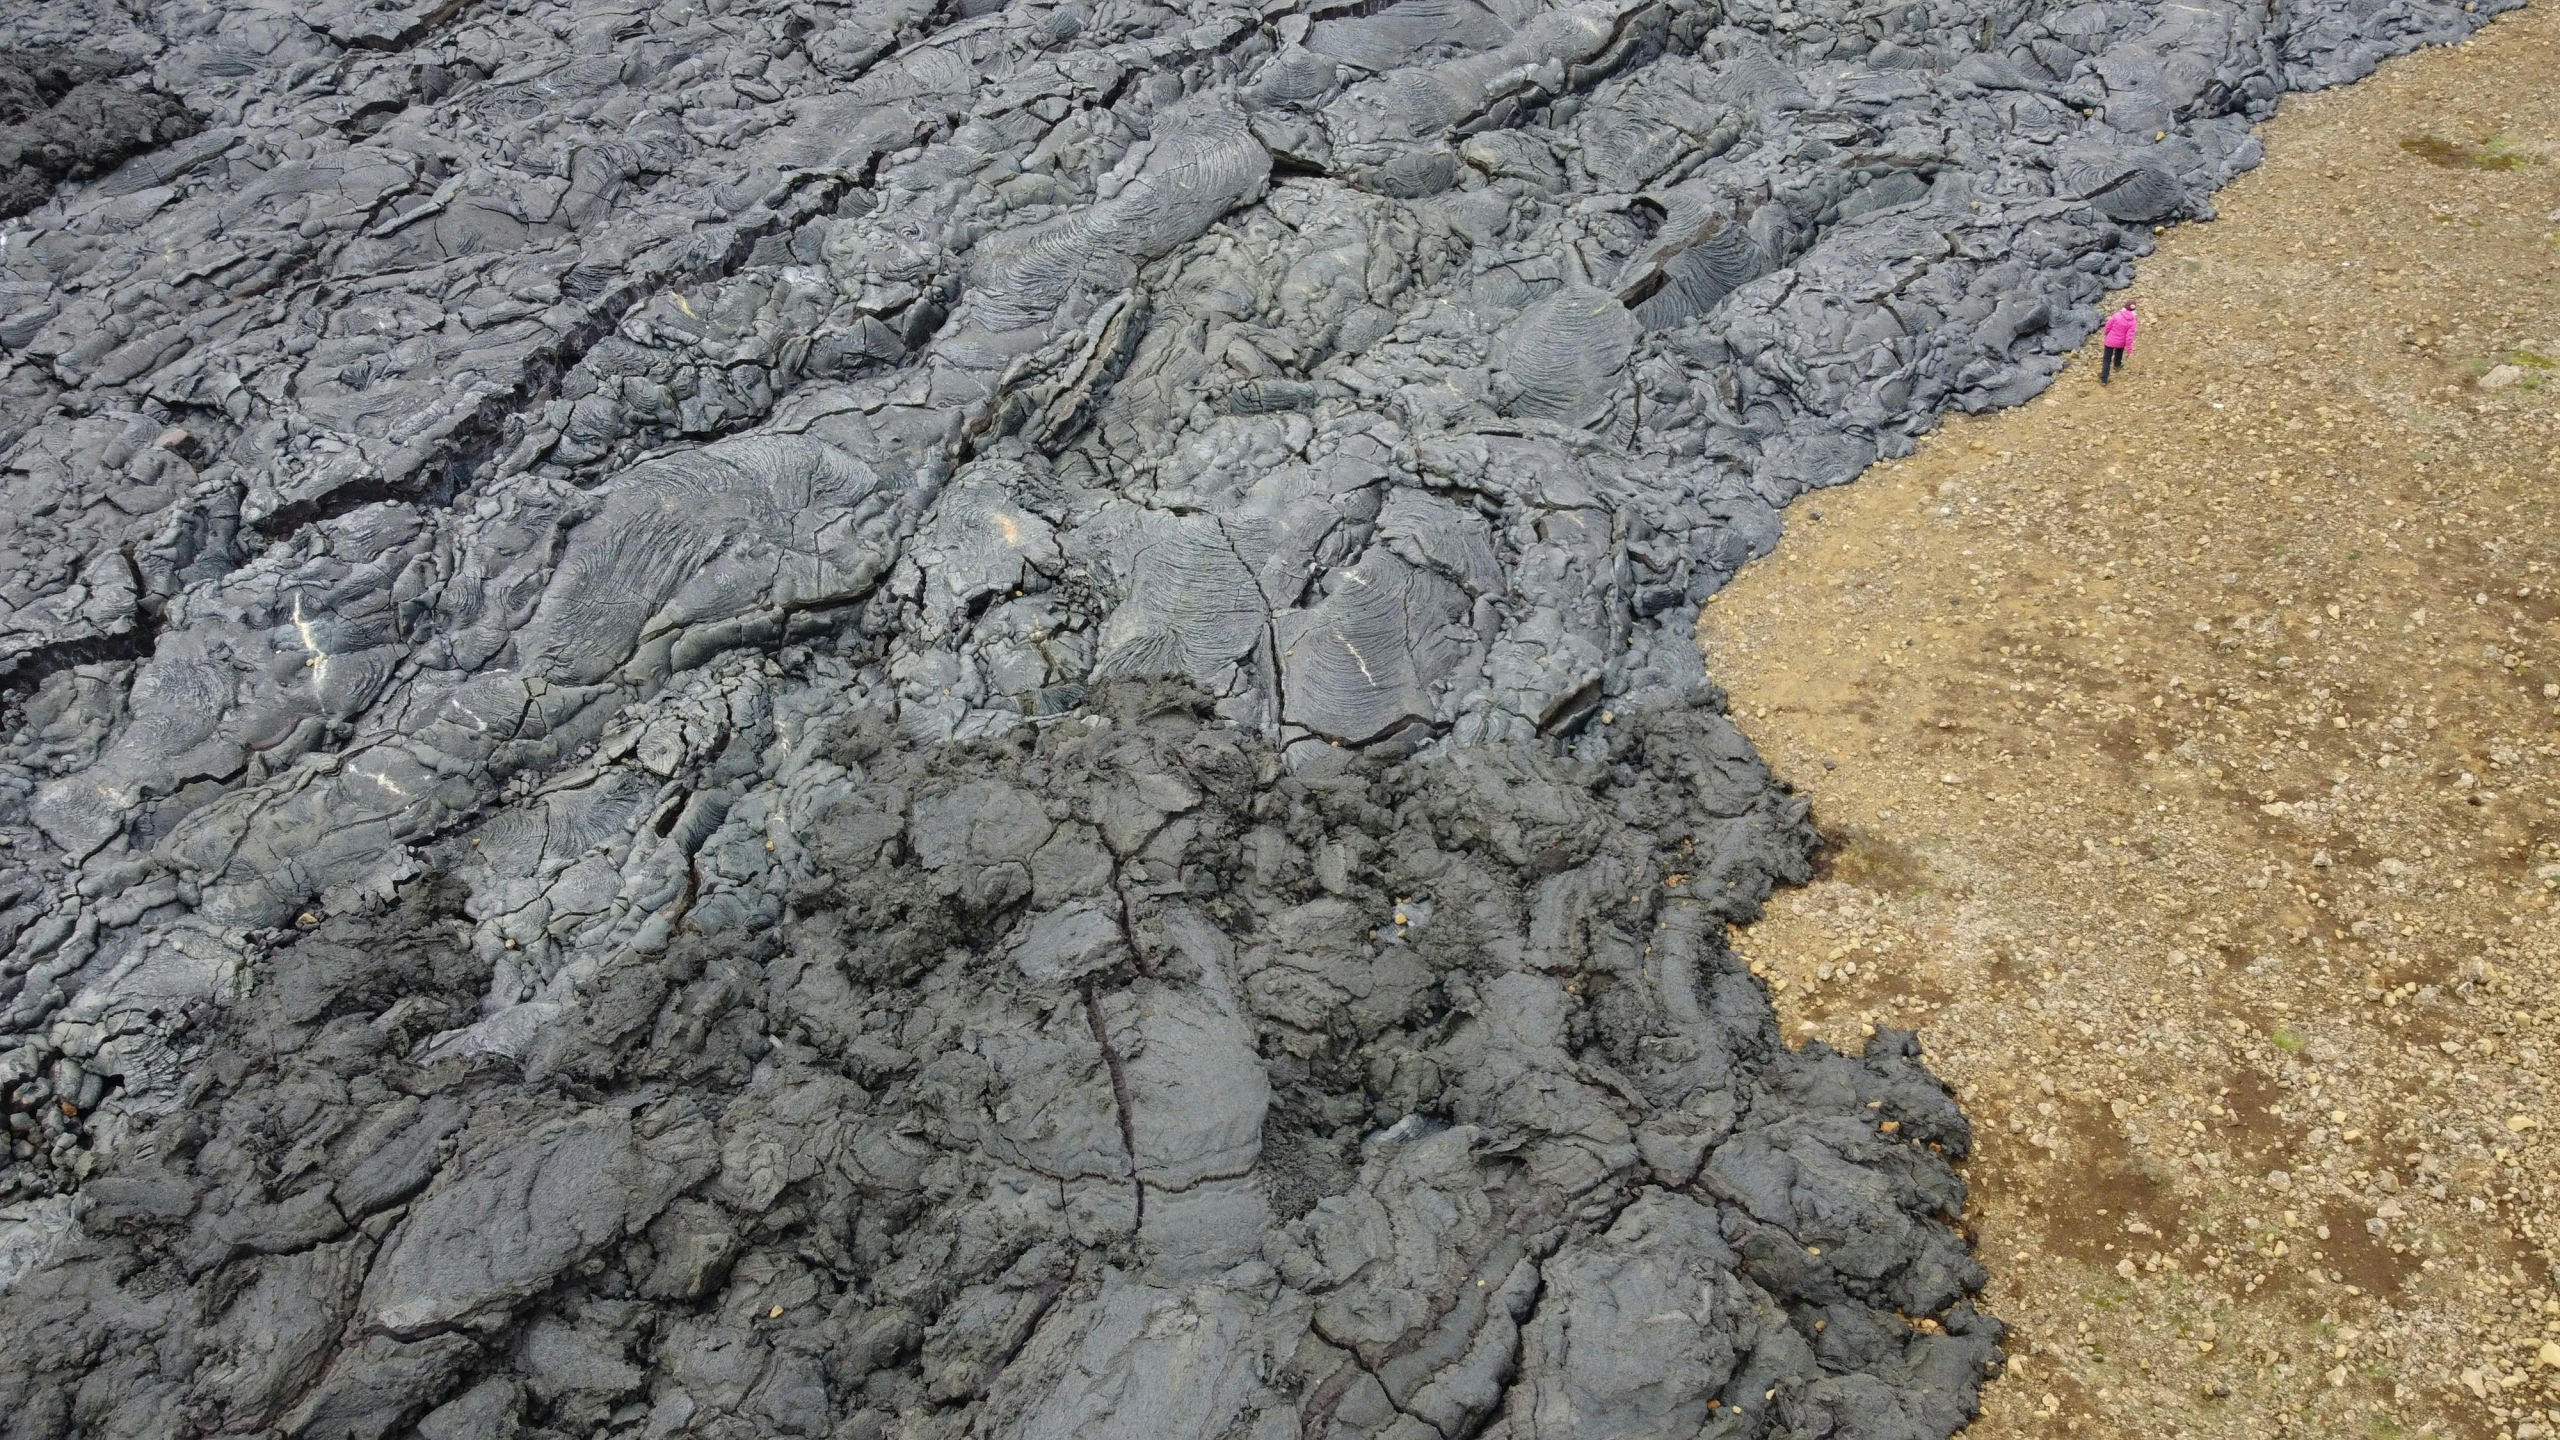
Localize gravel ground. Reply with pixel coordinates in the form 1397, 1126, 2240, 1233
1700, 5, 2560, 1436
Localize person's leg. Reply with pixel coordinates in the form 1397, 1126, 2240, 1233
2102, 345, 2115, 383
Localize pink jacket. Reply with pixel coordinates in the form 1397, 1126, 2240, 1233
2103, 308, 2139, 348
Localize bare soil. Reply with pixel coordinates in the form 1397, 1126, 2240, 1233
1699, 6, 2560, 1436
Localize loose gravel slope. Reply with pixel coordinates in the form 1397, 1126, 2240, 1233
1703, 6, 2560, 1435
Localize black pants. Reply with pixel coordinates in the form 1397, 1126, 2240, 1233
2102, 344, 2127, 383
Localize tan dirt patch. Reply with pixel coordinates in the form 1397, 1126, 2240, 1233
1699, 4, 2560, 1436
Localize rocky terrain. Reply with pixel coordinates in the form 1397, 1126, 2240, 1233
0, 0, 2520, 1433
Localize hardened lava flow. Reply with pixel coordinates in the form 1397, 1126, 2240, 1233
0, 0, 2511, 1433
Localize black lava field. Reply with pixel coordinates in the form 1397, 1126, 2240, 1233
0, 0, 2506, 1433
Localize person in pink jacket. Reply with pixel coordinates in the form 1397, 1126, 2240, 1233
2101, 304, 2139, 385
